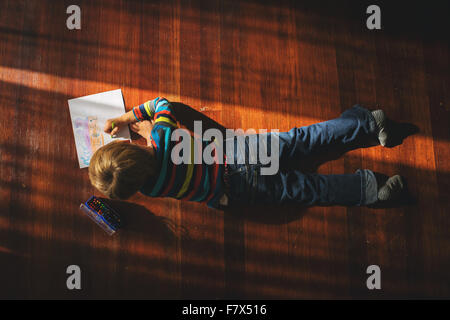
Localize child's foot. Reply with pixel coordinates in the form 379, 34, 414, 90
377, 175, 405, 201
371, 109, 390, 146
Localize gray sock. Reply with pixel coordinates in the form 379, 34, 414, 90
371, 110, 389, 146
378, 175, 405, 201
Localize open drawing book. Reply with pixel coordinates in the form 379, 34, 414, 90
68, 89, 131, 168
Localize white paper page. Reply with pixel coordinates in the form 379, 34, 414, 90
68, 89, 131, 168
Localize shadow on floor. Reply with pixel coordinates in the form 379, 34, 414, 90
101, 198, 186, 242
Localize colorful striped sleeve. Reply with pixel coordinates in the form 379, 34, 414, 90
133, 100, 155, 121
153, 97, 177, 129
132, 97, 177, 127
148, 97, 178, 149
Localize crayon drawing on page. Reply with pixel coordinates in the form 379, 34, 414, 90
68, 89, 130, 168
73, 116, 105, 166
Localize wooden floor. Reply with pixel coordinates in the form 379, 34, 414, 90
0, 0, 448, 299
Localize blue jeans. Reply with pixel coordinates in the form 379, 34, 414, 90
223, 105, 379, 207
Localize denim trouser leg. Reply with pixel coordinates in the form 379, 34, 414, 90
224, 105, 379, 207
225, 165, 378, 207
278, 104, 378, 163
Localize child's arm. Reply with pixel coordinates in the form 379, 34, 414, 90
104, 97, 175, 136
135, 97, 176, 129
103, 110, 137, 136
130, 121, 154, 146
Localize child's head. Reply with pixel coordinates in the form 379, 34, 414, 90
89, 141, 156, 199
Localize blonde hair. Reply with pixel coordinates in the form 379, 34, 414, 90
89, 141, 156, 199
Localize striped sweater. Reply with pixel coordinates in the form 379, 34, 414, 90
133, 97, 224, 208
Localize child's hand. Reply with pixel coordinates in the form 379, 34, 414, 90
104, 117, 126, 136
130, 120, 154, 141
